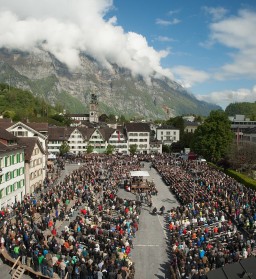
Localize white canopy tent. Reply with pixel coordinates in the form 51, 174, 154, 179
130, 171, 150, 177
48, 153, 56, 160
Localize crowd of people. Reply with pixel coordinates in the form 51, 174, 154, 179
151, 155, 256, 279
0, 155, 142, 279
1, 152, 255, 279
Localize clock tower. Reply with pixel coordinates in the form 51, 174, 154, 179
89, 93, 99, 123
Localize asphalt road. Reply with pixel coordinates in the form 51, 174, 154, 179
129, 162, 179, 279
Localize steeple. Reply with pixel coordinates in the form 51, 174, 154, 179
89, 93, 99, 123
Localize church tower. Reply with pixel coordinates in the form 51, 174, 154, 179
89, 93, 99, 123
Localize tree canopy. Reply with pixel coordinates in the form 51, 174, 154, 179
59, 141, 70, 156
225, 102, 256, 119
191, 110, 233, 162
105, 144, 115, 155
0, 83, 73, 126
129, 144, 137, 155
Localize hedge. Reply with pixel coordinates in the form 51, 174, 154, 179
225, 169, 256, 190
208, 162, 256, 189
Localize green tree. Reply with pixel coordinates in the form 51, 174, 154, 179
191, 110, 233, 162
86, 145, 94, 154
129, 144, 138, 155
105, 144, 115, 155
99, 114, 109, 122
119, 114, 128, 123
3, 110, 16, 119
59, 141, 70, 155
166, 116, 185, 138
162, 144, 171, 153
50, 114, 73, 126
107, 114, 117, 123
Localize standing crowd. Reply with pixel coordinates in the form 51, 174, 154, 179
0, 155, 142, 279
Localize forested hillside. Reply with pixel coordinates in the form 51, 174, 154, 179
0, 83, 68, 125
225, 102, 256, 119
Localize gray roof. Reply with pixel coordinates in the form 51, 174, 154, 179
125, 122, 150, 132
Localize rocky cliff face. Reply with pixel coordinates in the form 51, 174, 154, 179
0, 48, 220, 119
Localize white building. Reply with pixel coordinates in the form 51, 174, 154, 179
156, 125, 180, 145
125, 123, 151, 154
229, 115, 256, 133
107, 127, 128, 154
0, 128, 25, 209
7, 121, 48, 150
184, 121, 200, 134
6, 121, 47, 179
17, 138, 45, 195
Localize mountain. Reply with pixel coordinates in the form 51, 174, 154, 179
0, 48, 220, 119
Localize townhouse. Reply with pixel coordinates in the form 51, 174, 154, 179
156, 125, 180, 145
17, 138, 45, 195
125, 122, 151, 154
0, 128, 25, 209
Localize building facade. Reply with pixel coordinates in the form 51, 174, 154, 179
156, 126, 180, 145
17, 138, 45, 195
125, 123, 151, 154
0, 129, 25, 209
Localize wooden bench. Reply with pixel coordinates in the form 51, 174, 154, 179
0, 248, 60, 279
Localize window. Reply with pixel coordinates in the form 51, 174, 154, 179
174, 131, 176, 135
6, 186, 10, 195
161, 131, 163, 135
6, 172, 11, 181
166, 131, 170, 135
5, 156, 10, 167
16, 153, 20, 163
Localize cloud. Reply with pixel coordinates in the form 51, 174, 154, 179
202, 6, 228, 21
0, 0, 174, 81
208, 9, 256, 79
156, 18, 181, 26
172, 66, 210, 88
156, 36, 174, 42
168, 9, 180, 16
196, 85, 256, 109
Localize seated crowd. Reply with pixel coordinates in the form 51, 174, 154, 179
151, 155, 256, 279
0, 155, 142, 279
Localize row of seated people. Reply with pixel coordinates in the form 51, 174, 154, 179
151, 155, 256, 278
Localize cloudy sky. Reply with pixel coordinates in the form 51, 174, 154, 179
0, 0, 256, 108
